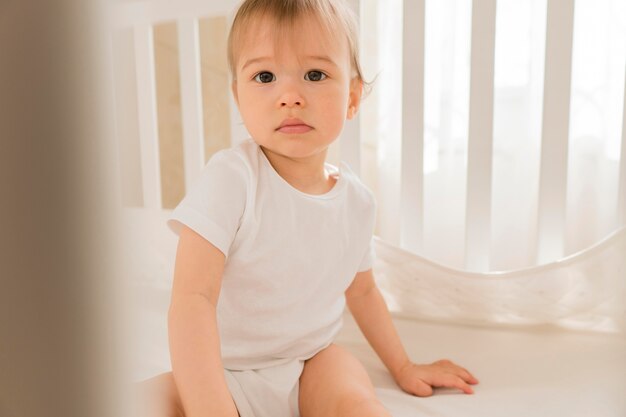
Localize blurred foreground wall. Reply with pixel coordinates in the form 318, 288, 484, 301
0, 1, 130, 416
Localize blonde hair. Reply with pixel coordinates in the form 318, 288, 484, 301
227, 0, 374, 99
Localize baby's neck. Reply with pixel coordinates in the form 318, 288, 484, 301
261, 146, 336, 195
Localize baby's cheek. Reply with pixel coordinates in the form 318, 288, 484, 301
329, 108, 348, 136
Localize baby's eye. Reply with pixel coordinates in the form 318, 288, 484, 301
305, 70, 327, 82
254, 71, 275, 83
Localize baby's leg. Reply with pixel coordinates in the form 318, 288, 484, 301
133, 372, 185, 417
298, 344, 392, 417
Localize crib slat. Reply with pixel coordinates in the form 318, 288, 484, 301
464, 0, 497, 271
106, 34, 123, 208
134, 24, 162, 209
341, 114, 361, 176
535, 0, 575, 264
617, 70, 626, 226
228, 94, 248, 147
177, 18, 205, 186
400, 0, 425, 253
340, 0, 361, 176
228, 24, 248, 149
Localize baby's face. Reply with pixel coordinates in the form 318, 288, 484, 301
231, 14, 361, 161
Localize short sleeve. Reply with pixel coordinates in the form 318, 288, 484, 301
357, 237, 376, 272
167, 150, 248, 257
356, 187, 377, 272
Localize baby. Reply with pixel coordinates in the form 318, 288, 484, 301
136, 0, 478, 416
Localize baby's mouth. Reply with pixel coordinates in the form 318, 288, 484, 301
276, 124, 313, 134
276, 118, 313, 134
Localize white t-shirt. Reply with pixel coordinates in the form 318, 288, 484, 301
167, 138, 376, 370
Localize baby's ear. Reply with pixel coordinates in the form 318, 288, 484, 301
347, 77, 363, 120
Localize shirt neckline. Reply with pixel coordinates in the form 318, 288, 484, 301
257, 142, 347, 200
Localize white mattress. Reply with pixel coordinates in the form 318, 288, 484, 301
129, 284, 626, 417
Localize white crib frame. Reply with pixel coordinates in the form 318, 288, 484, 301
107, 0, 626, 273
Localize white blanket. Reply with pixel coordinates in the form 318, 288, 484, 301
129, 285, 626, 417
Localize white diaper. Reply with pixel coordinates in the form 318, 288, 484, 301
223, 359, 305, 417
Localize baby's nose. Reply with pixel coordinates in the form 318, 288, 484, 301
281, 99, 302, 107
278, 86, 305, 108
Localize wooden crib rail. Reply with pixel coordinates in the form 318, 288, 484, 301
617, 71, 626, 226
131, 22, 161, 209
535, 0, 575, 265
110, 0, 232, 30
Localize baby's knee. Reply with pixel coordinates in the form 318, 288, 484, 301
335, 393, 389, 417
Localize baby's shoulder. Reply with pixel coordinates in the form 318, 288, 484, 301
339, 162, 376, 208
203, 140, 258, 181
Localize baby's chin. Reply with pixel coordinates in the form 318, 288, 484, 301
257, 137, 334, 161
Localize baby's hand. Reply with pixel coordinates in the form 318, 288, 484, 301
393, 359, 479, 397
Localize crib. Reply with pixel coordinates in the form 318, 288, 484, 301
107, 0, 626, 416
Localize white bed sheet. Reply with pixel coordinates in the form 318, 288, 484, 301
129, 285, 626, 417
336, 311, 626, 417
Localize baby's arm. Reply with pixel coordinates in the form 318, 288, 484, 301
346, 269, 479, 396
168, 225, 239, 417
